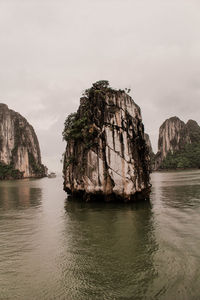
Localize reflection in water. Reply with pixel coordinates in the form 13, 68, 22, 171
61, 200, 158, 300
150, 171, 200, 300
0, 179, 42, 210
0, 179, 44, 300
0, 172, 200, 299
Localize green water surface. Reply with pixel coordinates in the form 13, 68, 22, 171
0, 171, 200, 300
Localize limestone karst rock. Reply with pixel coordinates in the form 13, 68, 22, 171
186, 120, 200, 144
144, 133, 155, 170
144, 133, 153, 154
63, 81, 151, 202
154, 116, 192, 169
0, 103, 47, 179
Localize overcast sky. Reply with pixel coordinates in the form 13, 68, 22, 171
0, 0, 199, 172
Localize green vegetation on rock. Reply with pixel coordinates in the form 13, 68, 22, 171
186, 120, 200, 144
62, 80, 113, 143
160, 142, 200, 169
62, 80, 116, 171
155, 118, 200, 170
28, 152, 46, 177
63, 114, 88, 142
0, 162, 23, 180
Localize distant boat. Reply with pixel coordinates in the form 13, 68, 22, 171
48, 172, 56, 178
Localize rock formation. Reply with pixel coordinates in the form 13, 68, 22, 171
186, 120, 200, 144
144, 133, 155, 170
0, 103, 47, 179
144, 133, 153, 154
63, 81, 151, 202
155, 116, 193, 169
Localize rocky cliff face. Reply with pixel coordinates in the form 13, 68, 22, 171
144, 133, 155, 170
0, 103, 46, 179
155, 116, 191, 169
144, 134, 151, 152
186, 120, 200, 144
63, 81, 151, 202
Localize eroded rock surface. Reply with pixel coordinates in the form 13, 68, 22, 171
0, 103, 46, 179
144, 133, 155, 171
186, 120, 200, 144
63, 81, 150, 201
154, 116, 191, 169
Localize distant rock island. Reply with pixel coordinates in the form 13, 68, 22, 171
154, 116, 200, 170
144, 133, 155, 171
0, 104, 47, 179
63, 80, 151, 202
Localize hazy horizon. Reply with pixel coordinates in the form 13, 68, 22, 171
0, 0, 199, 172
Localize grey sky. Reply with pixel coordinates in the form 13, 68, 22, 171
0, 0, 199, 171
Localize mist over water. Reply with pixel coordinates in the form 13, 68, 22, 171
0, 171, 200, 300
